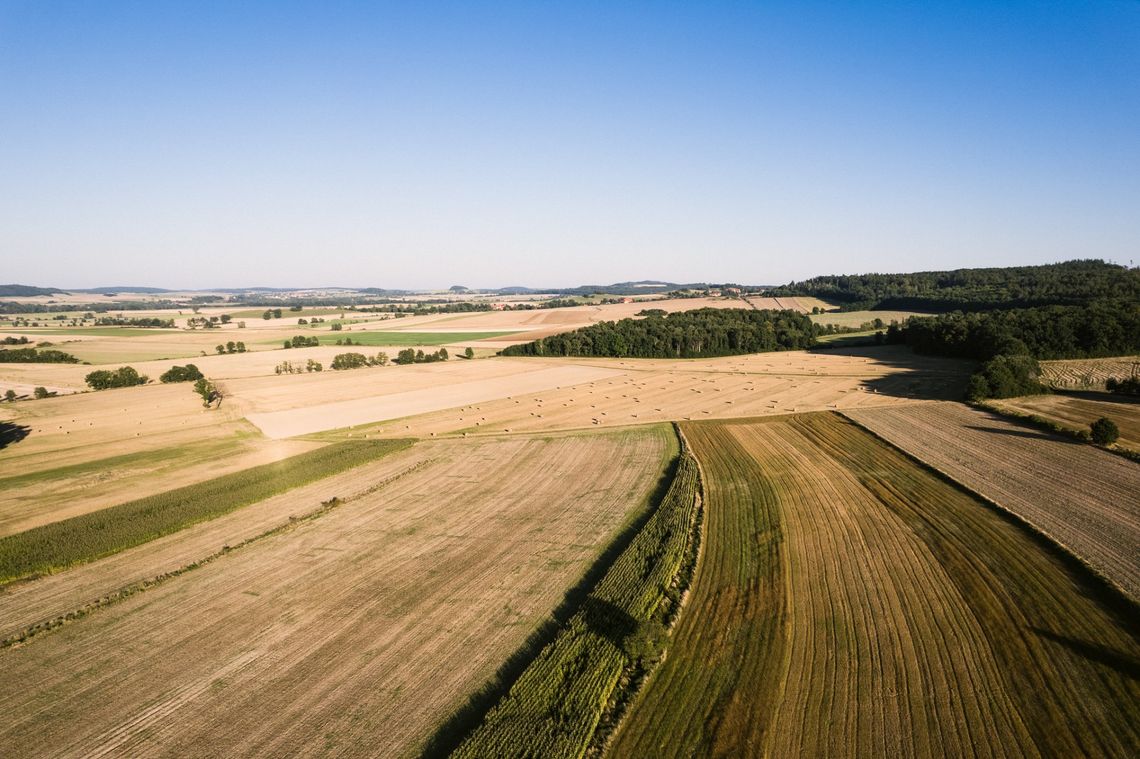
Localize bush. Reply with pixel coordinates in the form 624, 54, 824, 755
85, 366, 148, 390
331, 352, 369, 370
1106, 376, 1140, 397
1090, 417, 1120, 446
33, 386, 52, 399
159, 364, 204, 383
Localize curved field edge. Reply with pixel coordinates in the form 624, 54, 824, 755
0, 438, 413, 584
433, 424, 702, 759
610, 413, 1140, 757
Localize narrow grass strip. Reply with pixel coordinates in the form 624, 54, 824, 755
448, 426, 701, 759
0, 438, 413, 585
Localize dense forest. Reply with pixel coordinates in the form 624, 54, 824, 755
501, 308, 817, 358
888, 300, 1140, 361
769, 260, 1139, 311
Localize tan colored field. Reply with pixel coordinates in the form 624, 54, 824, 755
612, 414, 1140, 757
317, 347, 968, 439
744, 295, 835, 312
809, 309, 930, 328
846, 402, 1140, 600
1039, 355, 1140, 390
0, 427, 673, 757
991, 393, 1140, 452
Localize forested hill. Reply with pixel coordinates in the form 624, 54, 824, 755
767, 260, 1139, 311
501, 308, 817, 358
0, 284, 63, 297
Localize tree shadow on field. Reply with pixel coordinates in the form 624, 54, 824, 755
1030, 627, 1140, 681
808, 343, 973, 402
962, 424, 1084, 445
418, 451, 681, 759
0, 422, 30, 450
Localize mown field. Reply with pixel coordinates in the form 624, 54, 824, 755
991, 393, 1140, 452
0, 428, 675, 757
610, 413, 1140, 757
846, 402, 1140, 600
1039, 355, 1140, 390
312, 330, 519, 346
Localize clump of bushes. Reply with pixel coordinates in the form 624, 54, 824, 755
284, 335, 319, 349
1090, 417, 1120, 446
394, 348, 448, 365
159, 364, 204, 383
330, 352, 390, 370
85, 366, 148, 390
214, 341, 247, 354
0, 347, 80, 364
1106, 376, 1140, 397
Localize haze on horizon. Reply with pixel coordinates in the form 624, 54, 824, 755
2, 1, 1138, 291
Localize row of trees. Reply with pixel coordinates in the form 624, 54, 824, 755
0, 347, 81, 363
3, 387, 55, 402
276, 359, 323, 374
770, 260, 1139, 312
395, 347, 448, 364
502, 308, 818, 358
94, 317, 175, 327
215, 342, 247, 354
284, 335, 319, 348
330, 352, 388, 370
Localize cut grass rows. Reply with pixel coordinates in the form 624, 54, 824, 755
610, 413, 1140, 757
0, 438, 412, 585
449, 427, 701, 758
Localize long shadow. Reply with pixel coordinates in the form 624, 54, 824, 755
1031, 627, 1140, 681
418, 450, 681, 759
808, 343, 974, 402
962, 424, 1083, 445
1055, 388, 1140, 407
0, 422, 30, 450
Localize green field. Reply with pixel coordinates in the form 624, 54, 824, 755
610, 413, 1140, 757
0, 438, 412, 585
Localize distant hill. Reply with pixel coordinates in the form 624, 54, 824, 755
71, 286, 172, 294
0, 284, 64, 297
767, 259, 1140, 312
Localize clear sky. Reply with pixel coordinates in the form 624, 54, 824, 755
2, 1, 1138, 290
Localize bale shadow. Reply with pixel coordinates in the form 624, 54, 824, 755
0, 422, 30, 450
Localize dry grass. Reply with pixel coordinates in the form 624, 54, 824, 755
846, 401, 1140, 600
1040, 355, 1140, 390
991, 393, 1140, 452
0, 427, 674, 757
610, 413, 1140, 757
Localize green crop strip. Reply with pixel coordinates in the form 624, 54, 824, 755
0, 438, 413, 585
444, 426, 701, 758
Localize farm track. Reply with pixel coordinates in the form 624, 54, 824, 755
610, 413, 1140, 757
0, 429, 672, 757
845, 401, 1140, 600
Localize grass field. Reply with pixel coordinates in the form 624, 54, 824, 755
847, 402, 1140, 600
610, 413, 1140, 757
0, 438, 412, 584
0, 428, 674, 757
990, 393, 1140, 452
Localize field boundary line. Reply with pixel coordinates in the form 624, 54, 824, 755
0, 458, 437, 650
586, 422, 707, 756
839, 409, 1140, 614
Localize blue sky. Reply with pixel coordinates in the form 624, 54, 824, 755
2, 1, 1138, 289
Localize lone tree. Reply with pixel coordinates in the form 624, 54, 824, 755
3, 389, 15, 402
1090, 417, 1120, 446
464, 346, 475, 359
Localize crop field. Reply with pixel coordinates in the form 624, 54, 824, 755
611, 413, 1140, 757
743, 295, 835, 312
0, 427, 675, 757
311, 330, 519, 346
1039, 355, 1140, 389
846, 402, 1140, 600
991, 393, 1140, 452
809, 309, 930, 328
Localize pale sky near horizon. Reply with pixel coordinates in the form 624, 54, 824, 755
2, 1, 1138, 290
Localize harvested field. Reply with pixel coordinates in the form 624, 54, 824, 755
991, 393, 1140, 452
744, 296, 834, 312
328, 347, 969, 440
809, 309, 930, 328
1040, 355, 1140, 390
0, 427, 674, 757
611, 413, 1140, 757
846, 402, 1140, 600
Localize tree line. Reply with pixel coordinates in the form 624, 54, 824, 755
501, 308, 818, 358
769, 259, 1139, 312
